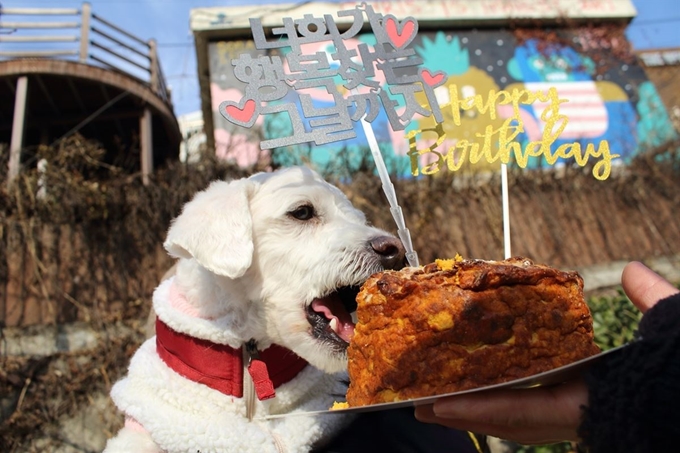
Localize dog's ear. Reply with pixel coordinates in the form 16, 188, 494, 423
164, 179, 255, 278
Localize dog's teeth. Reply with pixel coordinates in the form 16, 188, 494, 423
329, 318, 338, 333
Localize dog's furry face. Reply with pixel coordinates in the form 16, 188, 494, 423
164, 166, 404, 373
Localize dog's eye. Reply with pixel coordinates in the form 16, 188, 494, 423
289, 204, 316, 221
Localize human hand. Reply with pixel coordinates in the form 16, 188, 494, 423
621, 261, 678, 313
414, 379, 586, 444
414, 261, 679, 445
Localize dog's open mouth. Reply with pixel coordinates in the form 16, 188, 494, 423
306, 286, 360, 349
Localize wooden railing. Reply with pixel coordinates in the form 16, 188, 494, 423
0, 2, 171, 104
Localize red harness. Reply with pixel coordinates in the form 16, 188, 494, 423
155, 318, 308, 400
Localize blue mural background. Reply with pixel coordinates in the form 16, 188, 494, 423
209, 27, 677, 175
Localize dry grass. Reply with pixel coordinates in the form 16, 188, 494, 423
1, 136, 679, 451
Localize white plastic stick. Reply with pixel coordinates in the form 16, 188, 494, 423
358, 115, 419, 267
501, 163, 511, 259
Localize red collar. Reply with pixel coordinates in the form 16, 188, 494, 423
155, 318, 308, 400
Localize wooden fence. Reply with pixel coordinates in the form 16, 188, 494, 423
2, 143, 680, 328
0, 3, 170, 104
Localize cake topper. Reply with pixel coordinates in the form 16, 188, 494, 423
218, 2, 616, 262
406, 85, 618, 181
219, 3, 448, 267
219, 3, 444, 150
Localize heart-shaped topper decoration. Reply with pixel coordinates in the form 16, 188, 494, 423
420, 68, 446, 88
383, 15, 417, 49
219, 97, 259, 128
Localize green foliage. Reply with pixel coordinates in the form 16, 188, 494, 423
514, 444, 576, 453
588, 288, 643, 351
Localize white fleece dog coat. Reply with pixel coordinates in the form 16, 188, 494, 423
104, 278, 352, 453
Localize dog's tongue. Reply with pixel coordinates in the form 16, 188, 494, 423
312, 296, 355, 342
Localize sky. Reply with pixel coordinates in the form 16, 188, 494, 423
2, 0, 678, 118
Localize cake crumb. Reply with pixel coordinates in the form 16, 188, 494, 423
435, 254, 463, 270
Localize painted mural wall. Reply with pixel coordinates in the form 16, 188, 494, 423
208, 27, 677, 176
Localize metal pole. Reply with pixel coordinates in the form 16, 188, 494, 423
8, 76, 29, 189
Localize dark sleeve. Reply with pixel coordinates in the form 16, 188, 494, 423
315, 408, 480, 453
578, 293, 680, 453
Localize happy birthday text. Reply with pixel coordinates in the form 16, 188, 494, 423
406, 86, 620, 180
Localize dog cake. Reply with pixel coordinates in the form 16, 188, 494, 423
346, 257, 601, 406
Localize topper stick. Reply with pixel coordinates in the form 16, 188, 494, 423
501, 163, 511, 259
357, 108, 419, 267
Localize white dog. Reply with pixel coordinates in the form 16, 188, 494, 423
104, 166, 405, 453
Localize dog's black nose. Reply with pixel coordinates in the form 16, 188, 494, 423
370, 236, 406, 270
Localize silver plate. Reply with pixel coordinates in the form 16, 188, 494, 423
259, 343, 629, 420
